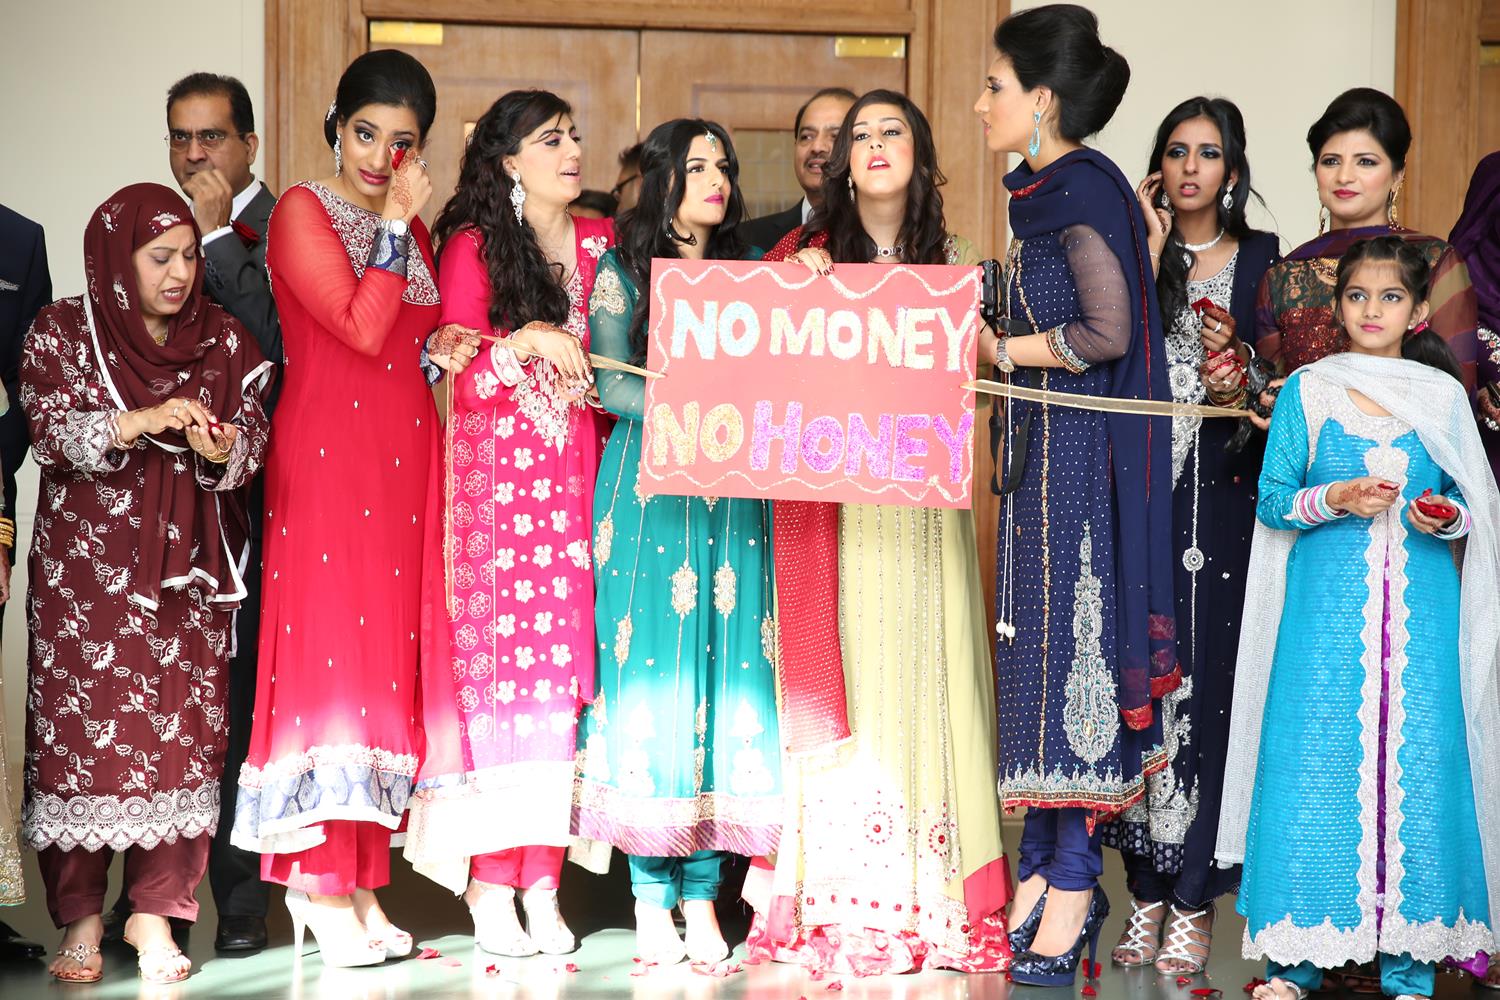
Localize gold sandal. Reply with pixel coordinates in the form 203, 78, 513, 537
51, 941, 103, 983
132, 943, 191, 985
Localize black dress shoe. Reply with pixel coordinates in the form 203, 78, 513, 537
215, 914, 268, 953
0, 920, 44, 962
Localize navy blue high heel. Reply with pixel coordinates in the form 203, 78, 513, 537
1007, 886, 1110, 988
1007, 889, 1049, 954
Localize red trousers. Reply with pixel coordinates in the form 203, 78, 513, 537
470, 846, 563, 890
38, 835, 210, 928
261, 820, 392, 895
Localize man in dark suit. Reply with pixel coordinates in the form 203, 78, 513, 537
738, 87, 856, 253
165, 71, 280, 954
0, 202, 50, 963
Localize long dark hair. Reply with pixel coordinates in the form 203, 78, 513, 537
617, 118, 748, 364
1147, 96, 1264, 321
803, 89, 948, 265
323, 49, 436, 149
1333, 235, 1460, 381
432, 90, 574, 330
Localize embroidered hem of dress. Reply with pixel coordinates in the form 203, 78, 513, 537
232, 754, 414, 854
1001, 745, 1169, 817
747, 859, 1009, 968
570, 785, 781, 871
22, 786, 219, 852
744, 907, 1011, 975
1243, 912, 1495, 967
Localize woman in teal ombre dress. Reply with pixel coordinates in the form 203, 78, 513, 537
570, 118, 780, 967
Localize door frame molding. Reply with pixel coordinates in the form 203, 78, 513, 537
1395, 0, 1484, 236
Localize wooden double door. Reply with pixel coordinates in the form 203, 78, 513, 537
279, 21, 908, 226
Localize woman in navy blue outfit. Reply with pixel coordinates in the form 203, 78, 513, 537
1102, 95, 1281, 977
974, 4, 1178, 986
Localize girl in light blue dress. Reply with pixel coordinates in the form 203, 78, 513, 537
1217, 236, 1500, 1000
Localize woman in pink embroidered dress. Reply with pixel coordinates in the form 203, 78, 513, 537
231, 51, 475, 967
406, 89, 612, 958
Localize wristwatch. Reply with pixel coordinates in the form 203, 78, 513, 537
994, 335, 1016, 374
385, 218, 410, 238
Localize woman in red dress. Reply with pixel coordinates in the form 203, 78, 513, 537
231, 50, 476, 967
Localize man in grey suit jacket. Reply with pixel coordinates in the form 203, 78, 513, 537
738, 87, 856, 254
165, 71, 279, 954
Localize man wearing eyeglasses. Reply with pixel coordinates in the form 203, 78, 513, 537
739, 87, 856, 253
166, 73, 280, 372
159, 70, 277, 956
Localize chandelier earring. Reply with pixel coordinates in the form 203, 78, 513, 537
1388, 181, 1402, 227
1159, 190, 1175, 217
326, 99, 342, 176
1221, 185, 1235, 212
510, 172, 526, 225
1027, 109, 1043, 158
1317, 203, 1330, 237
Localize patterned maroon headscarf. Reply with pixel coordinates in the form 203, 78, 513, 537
83, 183, 270, 609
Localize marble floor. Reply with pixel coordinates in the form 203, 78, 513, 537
0, 848, 1481, 1000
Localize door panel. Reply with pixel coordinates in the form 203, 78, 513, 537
639, 30, 907, 216
384, 24, 641, 225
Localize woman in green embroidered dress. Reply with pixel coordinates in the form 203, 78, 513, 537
571, 118, 780, 966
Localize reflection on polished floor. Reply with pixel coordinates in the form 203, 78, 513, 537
0, 847, 1479, 999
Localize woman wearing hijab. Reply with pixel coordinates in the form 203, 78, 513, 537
20, 182, 272, 984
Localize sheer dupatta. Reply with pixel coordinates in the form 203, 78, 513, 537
1216, 353, 1500, 954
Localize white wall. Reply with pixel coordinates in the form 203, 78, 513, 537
0, 0, 265, 775
1013, 0, 1398, 251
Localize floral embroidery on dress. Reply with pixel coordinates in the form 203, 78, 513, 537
1167, 254, 1236, 485
671, 561, 699, 618
1062, 522, 1119, 765
581, 234, 610, 260
591, 264, 629, 317
513, 268, 589, 452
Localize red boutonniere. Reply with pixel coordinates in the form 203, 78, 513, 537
231, 219, 260, 248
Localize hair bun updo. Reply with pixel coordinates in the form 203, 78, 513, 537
993, 3, 1130, 141
323, 48, 437, 150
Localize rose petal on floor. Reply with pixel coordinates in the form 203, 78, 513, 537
417, 947, 441, 960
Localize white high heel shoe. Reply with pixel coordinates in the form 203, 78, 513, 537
521, 887, 577, 955
469, 884, 537, 957
367, 923, 414, 959
285, 890, 386, 968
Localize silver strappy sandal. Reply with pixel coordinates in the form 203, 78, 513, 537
1110, 897, 1163, 967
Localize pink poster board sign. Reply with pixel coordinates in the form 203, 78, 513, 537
642, 258, 980, 508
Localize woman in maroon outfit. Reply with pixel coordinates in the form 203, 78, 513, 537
231, 50, 476, 967
22, 183, 271, 984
